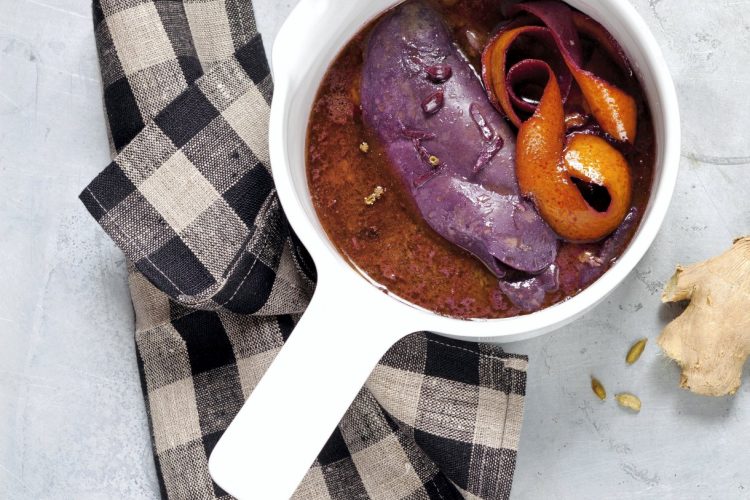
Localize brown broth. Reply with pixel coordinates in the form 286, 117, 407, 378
306, 0, 655, 319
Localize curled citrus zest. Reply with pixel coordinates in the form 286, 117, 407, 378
515, 62, 632, 242
483, 2, 636, 241
481, 4, 638, 143
567, 64, 637, 143
482, 26, 550, 128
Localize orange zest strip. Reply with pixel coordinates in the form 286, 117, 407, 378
560, 134, 633, 241
561, 54, 638, 144
481, 26, 543, 128
515, 64, 633, 242
515, 62, 566, 203
482, 7, 638, 143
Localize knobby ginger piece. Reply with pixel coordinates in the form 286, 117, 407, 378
658, 237, 750, 396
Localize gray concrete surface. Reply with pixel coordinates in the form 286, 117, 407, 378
0, 0, 748, 498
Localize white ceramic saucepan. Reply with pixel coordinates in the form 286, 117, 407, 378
209, 0, 680, 497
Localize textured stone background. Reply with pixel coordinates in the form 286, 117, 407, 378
1, 0, 748, 498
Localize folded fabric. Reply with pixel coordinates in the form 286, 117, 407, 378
80, 0, 528, 498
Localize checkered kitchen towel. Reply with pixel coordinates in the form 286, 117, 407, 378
80, 0, 528, 498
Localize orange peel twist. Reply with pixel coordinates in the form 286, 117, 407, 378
482, 2, 636, 242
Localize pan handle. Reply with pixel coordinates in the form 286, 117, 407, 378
208, 269, 410, 499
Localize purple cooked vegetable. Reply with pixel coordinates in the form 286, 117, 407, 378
361, 1, 558, 299
499, 264, 560, 312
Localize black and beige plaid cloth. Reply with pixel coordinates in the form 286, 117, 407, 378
80, 0, 529, 498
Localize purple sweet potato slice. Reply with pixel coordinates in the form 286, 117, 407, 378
361, 1, 558, 285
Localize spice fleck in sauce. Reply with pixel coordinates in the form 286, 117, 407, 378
306, 0, 654, 319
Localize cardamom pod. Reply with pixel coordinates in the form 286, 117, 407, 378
626, 338, 648, 365
591, 377, 606, 400
616, 392, 642, 412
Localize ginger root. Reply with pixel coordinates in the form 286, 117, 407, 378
658, 237, 750, 397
